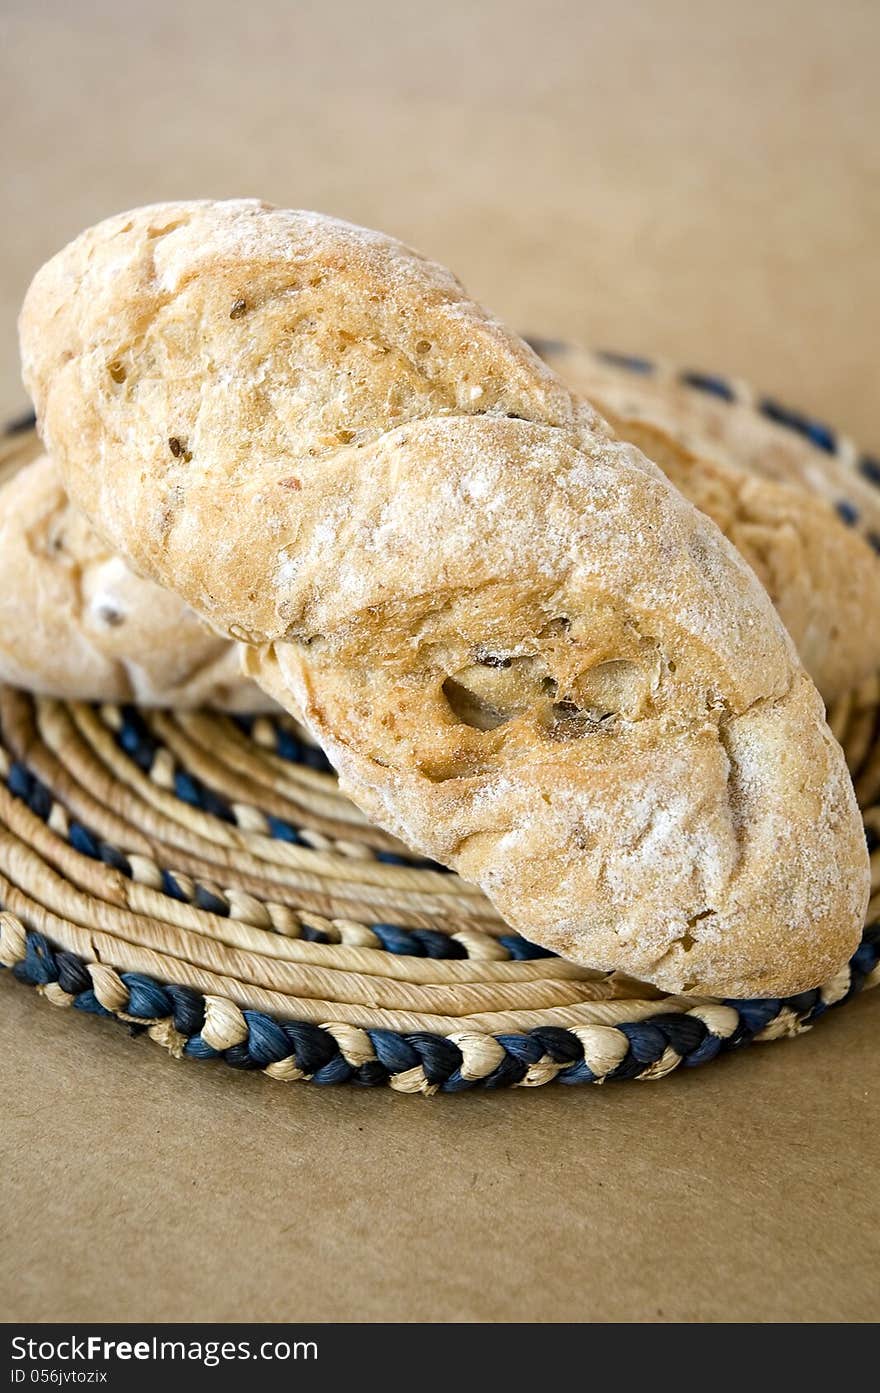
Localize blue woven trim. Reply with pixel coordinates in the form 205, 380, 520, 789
228, 711, 333, 771
3, 408, 37, 437
835, 499, 860, 527
860, 455, 880, 489
3, 754, 538, 961
110, 705, 448, 871
678, 369, 736, 401
595, 349, 655, 375
522, 335, 574, 360
758, 397, 837, 454
3, 921, 877, 1089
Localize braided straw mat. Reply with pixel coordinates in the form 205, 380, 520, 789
1, 359, 879, 1095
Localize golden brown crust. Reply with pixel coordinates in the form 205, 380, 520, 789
7, 339, 874, 711
0, 452, 270, 710
20, 200, 869, 996
7, 341, 874, 710
535, 344, 880, 702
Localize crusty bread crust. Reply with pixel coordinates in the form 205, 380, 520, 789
20, 200, 869, 996
6, 342, 874, 711
0, 452, 270, 709
536, 345, 880, 702
5, 344, 874, 709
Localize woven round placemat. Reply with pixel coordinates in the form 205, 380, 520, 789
2, 363, 879, 1093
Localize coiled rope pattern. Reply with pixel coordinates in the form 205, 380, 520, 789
3, 914, 877, 1092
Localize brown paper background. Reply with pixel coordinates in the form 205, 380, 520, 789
1, 0, 878, 1323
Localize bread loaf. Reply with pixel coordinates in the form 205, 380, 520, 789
0, 451, 269, 709
20, 200, 869, 996
5, 342, 874, 708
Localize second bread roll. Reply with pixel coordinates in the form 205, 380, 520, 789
0, 451, 270, 709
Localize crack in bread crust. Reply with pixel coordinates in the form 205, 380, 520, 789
19, 200, 869, 996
